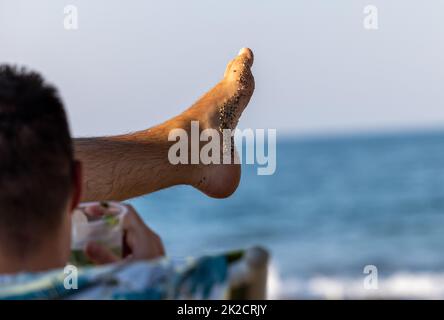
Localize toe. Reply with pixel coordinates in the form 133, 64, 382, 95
224, 60, 235, 78
238, 47, 254, 67
224, 48, 254, 77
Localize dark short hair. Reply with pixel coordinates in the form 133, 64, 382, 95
0, 65, 74, 255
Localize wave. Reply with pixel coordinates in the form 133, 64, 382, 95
267, 264, 444, 299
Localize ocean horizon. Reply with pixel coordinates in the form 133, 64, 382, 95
130, 129, 444, 299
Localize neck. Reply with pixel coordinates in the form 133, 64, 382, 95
0, 239, 67, 275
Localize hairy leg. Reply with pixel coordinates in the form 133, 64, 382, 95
75, 48, 255, 201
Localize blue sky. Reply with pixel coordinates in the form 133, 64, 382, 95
1, 0, 443, 136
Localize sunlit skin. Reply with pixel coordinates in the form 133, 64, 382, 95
0, 49, 255, 274
75, 48, 255, 201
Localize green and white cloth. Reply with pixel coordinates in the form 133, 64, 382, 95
0, 254, 229, 300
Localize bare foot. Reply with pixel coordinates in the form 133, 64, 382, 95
173, 48, 255, 198
76, 48, 255, 202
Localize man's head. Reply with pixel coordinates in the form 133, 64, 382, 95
0, 65, 81, 270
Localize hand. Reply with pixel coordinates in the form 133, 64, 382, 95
85, 204, 165, 265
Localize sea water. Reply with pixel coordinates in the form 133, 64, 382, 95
130, 130, 444, 299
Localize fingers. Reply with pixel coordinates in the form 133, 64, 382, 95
85, 242, 120, 265
79, 203, 165, 265
120, 203, 166, 260
122, 204, 144, 228
155, 236, 166, 257
122, 204, 157, 238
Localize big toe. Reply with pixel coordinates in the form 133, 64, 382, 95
224, 48, 254, 77
238, 47, 254, 67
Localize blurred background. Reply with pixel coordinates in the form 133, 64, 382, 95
2, 0, 444, 298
